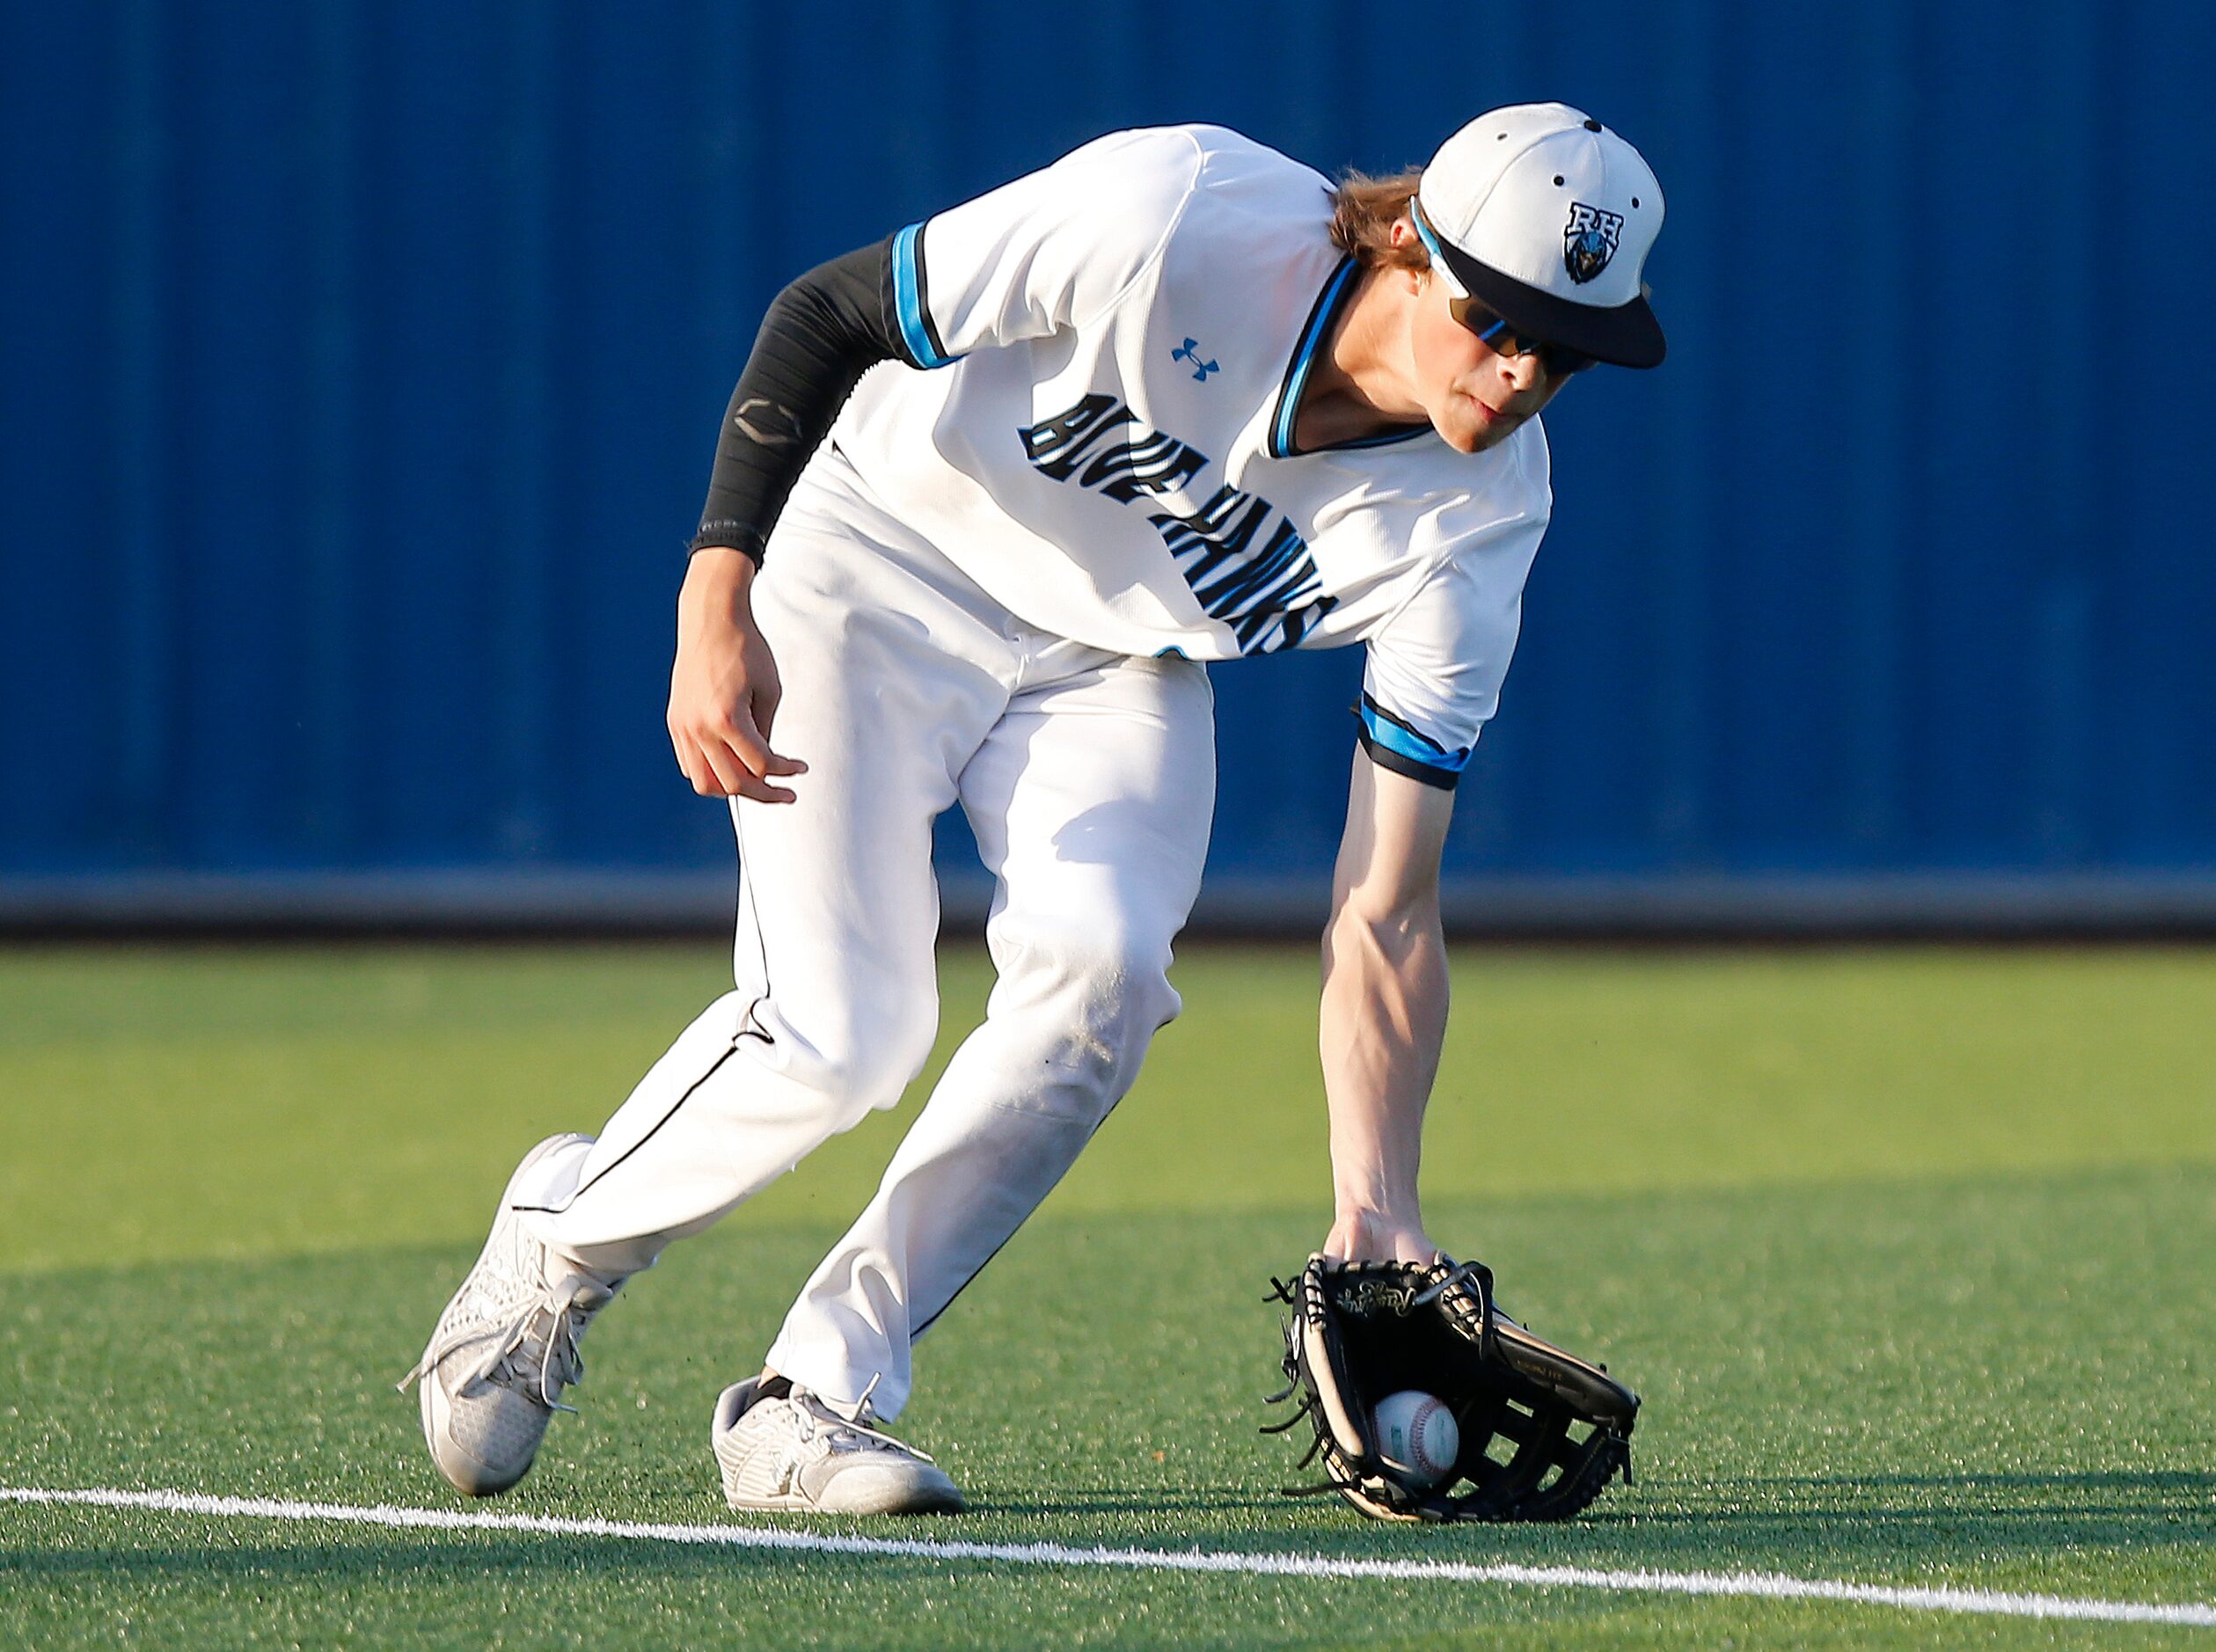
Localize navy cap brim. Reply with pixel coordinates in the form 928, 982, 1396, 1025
1430, 231, 1667, 370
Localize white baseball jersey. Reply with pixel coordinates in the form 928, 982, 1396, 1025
828, 123, 1554, 786
496, 128, 1564, 1432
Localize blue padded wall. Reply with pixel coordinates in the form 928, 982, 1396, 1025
3, 0, 2211, 918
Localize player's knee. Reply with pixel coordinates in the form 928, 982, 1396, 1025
761, 987, 938, 1117
830, 1003, 939, 1111
990, 912, 1182, 1113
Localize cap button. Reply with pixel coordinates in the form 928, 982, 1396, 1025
1583, 118, 1602, 131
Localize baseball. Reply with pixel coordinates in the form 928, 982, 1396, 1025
1373, 1390, 1459, 1489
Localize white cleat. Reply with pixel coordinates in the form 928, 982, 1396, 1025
713, 1379, 966, 1516
399, 1134, 618, 1496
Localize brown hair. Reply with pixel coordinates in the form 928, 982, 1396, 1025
1327, 168, 1430, 274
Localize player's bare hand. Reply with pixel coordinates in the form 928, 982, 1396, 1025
1320, 1208, 1437, 1267
667, 549, 808, 803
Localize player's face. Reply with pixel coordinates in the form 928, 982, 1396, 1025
1409, 274, 1570, 456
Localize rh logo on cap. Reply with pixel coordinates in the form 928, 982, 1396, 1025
1563, 202, 1623, 284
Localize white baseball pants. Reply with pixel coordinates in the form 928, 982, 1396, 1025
515, 448, 1214, 1420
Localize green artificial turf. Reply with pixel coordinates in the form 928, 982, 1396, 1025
2, 942, 2212, 1648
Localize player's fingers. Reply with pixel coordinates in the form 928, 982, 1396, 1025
702, 734, 798, 804
715, 713, 806, 798
677, 735, 743, 799
669, 717, 751, 800
698, 739, 754, 798
668, 728, 717, 796
670, 698, 802, 800
730, 775, 800, 804
722, 764, 798, 804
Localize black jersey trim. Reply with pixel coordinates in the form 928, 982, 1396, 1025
1357, 731, 1462, 790
1354, 692, 1468, 788
1269, 257, 1435, 459
510, 1042, 741, 1217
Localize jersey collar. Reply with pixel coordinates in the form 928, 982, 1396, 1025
1268, 256, 1435, 460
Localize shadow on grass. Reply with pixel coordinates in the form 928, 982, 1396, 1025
1741, 1471, 2216, 1495
1431, 1469, 2216, 1568
1106, 1470, 2216, 1570
983, 1488, 1287, 1517
1628, 1468, 2216, 1531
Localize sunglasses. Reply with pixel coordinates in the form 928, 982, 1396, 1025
1446, 295, 1596, 378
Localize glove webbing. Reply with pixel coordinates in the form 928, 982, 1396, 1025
1262, 1257, 1638, 1523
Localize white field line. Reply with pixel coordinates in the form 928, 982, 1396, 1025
4, 1484, 2212, 1629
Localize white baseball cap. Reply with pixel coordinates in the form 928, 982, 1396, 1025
1413, 103, 1666, 369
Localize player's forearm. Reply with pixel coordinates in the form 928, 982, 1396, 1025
1318, 889, 1449, 1222
677, 545, 759, 639
691, 238, 906, 562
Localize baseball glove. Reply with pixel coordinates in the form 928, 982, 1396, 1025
1262, 1255, 1639, 1522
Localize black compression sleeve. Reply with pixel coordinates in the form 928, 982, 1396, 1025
691, 236, 910, 562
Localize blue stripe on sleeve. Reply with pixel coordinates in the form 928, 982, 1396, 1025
1358, 698, 1471, 777
891, 222, 954, 369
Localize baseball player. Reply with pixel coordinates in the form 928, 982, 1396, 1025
404, 104, 1665, 1516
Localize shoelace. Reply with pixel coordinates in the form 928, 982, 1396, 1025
401, 1275, 611, 1411
794, 1376, 938, 1464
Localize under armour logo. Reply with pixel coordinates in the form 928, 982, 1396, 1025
1172, 338, 1219, 382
